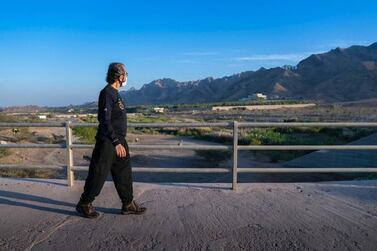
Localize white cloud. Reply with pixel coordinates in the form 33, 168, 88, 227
179, 51, 220, 56
321, 39, 373, 49
232, 52, 315, 62
175, 59, 198, 64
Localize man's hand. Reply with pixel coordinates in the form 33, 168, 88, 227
115, 144, 127, 158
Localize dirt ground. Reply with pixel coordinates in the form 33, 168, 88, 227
0, 125, 277, 169
0, 178, 376, 250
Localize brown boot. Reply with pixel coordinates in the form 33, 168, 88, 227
76, 201, 100, 219
121, 200, 147, 215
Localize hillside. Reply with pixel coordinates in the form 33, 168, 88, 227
122, 42, 377, 105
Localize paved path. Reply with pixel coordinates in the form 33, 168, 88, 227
0, 178, 376, 250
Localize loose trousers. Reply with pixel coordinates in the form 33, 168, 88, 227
80, 136, 133, 204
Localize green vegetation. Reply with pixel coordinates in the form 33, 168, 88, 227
73, 127, 97, 144
12, 128, 33, 142
240, 127, 375, 146
176, 128, 210, 137
175, 128, 232, 144
122, 99, 311, 114
146, 99, 310, 113
240, 127, 377, 162
34, 135, 54, 144
175, 126, 377, 163
3, 107, 377, 165
73, 115, 177, 143
0, 149, 10, 158
128, 115, 180, 135
0, 114, 19, 122
80, 116, 97, 123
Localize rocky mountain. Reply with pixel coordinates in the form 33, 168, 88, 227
121, 42, 377, 104
0, 105, 47, 113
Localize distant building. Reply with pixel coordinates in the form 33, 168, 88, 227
153, 107, 165, 113
240, 93, 267, 101
38, 115, 47, 120
252, 93, 267, 100
67, 108, 75, 113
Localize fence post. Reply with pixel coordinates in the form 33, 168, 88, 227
232, 121, 238, 190
65, 121, 74, 187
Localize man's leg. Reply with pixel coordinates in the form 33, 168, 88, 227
80, 137, 115, 204
111, 138, 147, 215
110, 138, 134, 204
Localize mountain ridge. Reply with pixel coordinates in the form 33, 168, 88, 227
121, 42, 376, 105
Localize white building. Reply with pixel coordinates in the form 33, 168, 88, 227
153, 107, 165, 113
252, 93, 267, 100
240, 93, 267, 101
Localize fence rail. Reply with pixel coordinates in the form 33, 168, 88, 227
1, 121, 377, 190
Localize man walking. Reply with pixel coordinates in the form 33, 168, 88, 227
76, 62, 146, 218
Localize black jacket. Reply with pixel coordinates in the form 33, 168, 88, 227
96, 85, 127, 146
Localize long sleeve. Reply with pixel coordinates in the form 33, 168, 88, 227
98, 91, 120, 146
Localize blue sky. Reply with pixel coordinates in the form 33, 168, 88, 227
0, 0, 377, 106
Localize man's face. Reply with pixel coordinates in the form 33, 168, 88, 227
120, 65, 128, 86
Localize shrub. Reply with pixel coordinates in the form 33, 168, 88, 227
13, 128, 33, 142
0, 149, 10, 158
73, 127, 97, 144
35, 136, 53, 144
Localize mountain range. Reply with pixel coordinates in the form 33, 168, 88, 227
121, 42, 377, 105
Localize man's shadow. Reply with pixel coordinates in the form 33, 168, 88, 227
0, 190, 120, 216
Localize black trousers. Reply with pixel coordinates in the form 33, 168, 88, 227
80, 136, 134, 204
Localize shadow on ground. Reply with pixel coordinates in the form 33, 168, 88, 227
0, 189, 120, 216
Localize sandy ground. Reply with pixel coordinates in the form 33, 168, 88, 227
0, 128, 280, 170
0, 177, 376, 250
